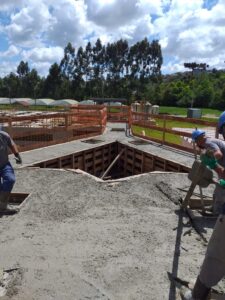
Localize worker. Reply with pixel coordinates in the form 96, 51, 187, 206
218, 111, 225, 140
0, 130, 22, 214
182, 129, 225, 299
192, 129, 225, 215
182, 209, 225, 299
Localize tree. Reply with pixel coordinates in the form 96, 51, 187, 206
60, 42, 76, 80
43, 63, 62, 99
184, 62, 209, 71
17, 61, 30, 78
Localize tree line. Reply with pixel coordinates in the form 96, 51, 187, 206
1, 37, 225, 109
0, 38, 162, 102
152, 69, 225, 109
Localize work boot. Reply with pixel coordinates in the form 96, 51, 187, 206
0, 191, 18, 215
192, 276, 211, 300
180, 277, 211, 300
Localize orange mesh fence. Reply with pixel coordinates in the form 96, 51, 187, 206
0, 106, 107, 152
131, 111, 218, 153
106, 105, 130, 122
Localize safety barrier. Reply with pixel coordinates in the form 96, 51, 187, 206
130, 111, 218, 154
106, 105, 130, 122
0, 104, 219, 154
0, 105, 107, 152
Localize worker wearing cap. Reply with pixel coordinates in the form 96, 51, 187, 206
182, 130, 225, 299
192, 129, 225, 214
218, 111, 225, 140
0, 130, 22, 214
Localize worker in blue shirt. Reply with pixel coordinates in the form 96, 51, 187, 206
218, 111, 225, 140
182, 129, 225, 299
0, 130, 22, 214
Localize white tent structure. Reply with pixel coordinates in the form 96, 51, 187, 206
79, 100, 95, 105
0, 98, 11, 104
49, 99, 79, 106
13, 98, 35, 105
34, 99, 55, 106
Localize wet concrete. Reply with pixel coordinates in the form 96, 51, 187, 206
0, 123, 221, 300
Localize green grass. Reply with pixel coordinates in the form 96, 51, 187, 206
159, 106, 222, 117
0, 104, 65, 111
132, 116, 210, 145
132, 125, 182, 144
155, 119, 205, 129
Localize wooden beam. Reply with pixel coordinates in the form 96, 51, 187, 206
101, 148, 125, 179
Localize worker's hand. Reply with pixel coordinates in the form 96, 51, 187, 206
200, 153, 218, 169
205, 148, 215, 157
14, 153, 22, 164
219, 179, 225, 187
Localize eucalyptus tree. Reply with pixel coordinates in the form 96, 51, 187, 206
59, 43, 77, 97
60, 42, 76, 80
17, 61, 30, 78
83, 41, 93, 96
16, 61, 31, 97
43, 63, 62, 99
92, 39, 106, 96
3, 72, 20, 99
73, 46, 86, 98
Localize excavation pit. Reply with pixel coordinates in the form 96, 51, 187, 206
31, 142, 190, 180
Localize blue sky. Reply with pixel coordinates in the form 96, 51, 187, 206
0, 0, 224, 77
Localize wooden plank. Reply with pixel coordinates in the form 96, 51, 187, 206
189, 198, 213, 209
101, 148, 125, 179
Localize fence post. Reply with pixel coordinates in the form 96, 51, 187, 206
162, 115, 166, 145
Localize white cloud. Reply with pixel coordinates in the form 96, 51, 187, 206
22, 46, 64, 62
31, 61, 54, 77
0, 45, 20, 57
0, 61, 17, 77
6, 1, 52, 47
0, 0, 225, 77
85, 0, 162, 29
161, 61, 186, 74
46, 0, 91, 46
155, 0, 225, 72
0, 0, 25, 11
21, 46, 64, 75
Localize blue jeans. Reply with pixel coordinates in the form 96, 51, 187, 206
0, 162, 16, 192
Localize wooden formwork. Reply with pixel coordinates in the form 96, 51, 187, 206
30, 141, 190, 179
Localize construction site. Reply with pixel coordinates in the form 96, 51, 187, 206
0, 104, 224, 300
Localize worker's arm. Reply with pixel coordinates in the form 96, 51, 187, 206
206, 149, 225, 178
9, 143, 22, 164
215, 164, 225, 179
212, 149, 223, 160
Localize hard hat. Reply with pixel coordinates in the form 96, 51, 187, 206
192, 129, 205, 141
218, 111, 225, 133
